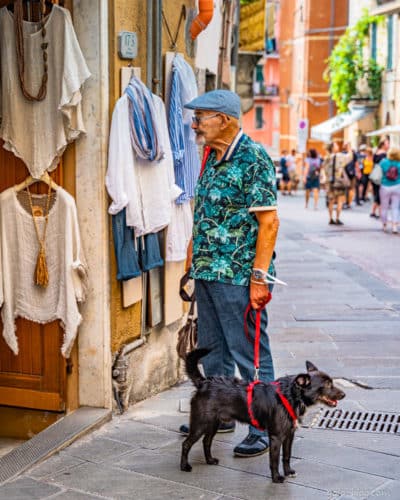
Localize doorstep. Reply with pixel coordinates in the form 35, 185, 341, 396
0, 406, 111, 485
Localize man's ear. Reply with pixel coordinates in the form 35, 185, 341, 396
306, 361, 318, 373
219, 113, 231, 129
295, 374, 311, 387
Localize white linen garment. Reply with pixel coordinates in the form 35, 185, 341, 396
0, 186, 88, 358
0, 5, 91, 178
106, 93, 182, 237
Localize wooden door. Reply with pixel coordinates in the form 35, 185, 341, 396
0, 0, 72, 412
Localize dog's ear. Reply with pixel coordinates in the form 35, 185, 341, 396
295, 374, 311, 387
306, 361, 318, 373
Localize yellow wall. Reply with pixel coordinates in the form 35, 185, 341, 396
108, 0, 196, 353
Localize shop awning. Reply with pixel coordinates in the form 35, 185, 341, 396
310, 108, 375, 143
366, 125, 400, 136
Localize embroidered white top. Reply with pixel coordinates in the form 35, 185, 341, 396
0, 5, 91, 178
0, 186, 88, 358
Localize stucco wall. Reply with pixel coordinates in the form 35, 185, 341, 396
108, 0, 199, 407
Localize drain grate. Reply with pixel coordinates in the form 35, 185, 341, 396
309, 408, 400, 434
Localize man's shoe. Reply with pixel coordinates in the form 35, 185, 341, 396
233, 433, 269, 457
336, 219, 344, 225
179, 421, 236, 436
329, 219, 336, 225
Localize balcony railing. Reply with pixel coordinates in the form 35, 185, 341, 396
253, 82, 279, 97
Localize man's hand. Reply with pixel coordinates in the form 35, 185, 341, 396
185, 239, 193, 273
250, 281, 272, 310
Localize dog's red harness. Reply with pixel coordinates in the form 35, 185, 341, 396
244, 305, 298, 430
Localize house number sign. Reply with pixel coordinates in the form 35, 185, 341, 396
118, 32, 138, 59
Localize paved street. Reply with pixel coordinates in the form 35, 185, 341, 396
1, 192, 399, 500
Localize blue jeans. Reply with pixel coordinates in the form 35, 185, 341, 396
195, 279, 275, 436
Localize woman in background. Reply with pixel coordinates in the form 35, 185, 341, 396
303, 148, 321, 210
379, 147, 400, 234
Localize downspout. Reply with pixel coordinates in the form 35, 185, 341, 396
153, 0, 162, 95
147, 0, 153, 89
190, 0, 214, 40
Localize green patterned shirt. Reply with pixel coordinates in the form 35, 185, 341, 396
190, 132, 277, 286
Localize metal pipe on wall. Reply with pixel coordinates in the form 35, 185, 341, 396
153, 0, 162, 95
147, 0, 153, 89
328, 0, 336, 118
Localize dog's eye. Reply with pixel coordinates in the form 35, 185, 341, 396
325, 380, 332, 388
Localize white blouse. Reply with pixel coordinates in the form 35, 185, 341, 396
106, 93, 180, 236
0, 5, 91, 178
0, 186, 88, 358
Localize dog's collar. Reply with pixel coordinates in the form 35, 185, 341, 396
272, 382, 298, 428
247, 381, 298, 431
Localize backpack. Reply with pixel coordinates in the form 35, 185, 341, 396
344, 152, 357, 179
385, 164, 399, 181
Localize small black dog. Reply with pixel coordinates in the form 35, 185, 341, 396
181, 348, 345, 483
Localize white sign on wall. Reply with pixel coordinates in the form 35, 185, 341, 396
297, 118, 309, 153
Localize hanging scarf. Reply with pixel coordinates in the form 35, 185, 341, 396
125, 77, 164, 162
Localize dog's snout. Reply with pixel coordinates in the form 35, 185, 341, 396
335, 389, 346, 400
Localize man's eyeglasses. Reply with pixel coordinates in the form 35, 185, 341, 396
191, 113, 219, 126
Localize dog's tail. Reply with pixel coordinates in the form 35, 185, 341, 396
185, 348, 210, 388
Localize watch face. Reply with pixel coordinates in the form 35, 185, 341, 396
252, 270, 265, 280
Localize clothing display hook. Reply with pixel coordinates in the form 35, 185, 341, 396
162, 5, 186, 50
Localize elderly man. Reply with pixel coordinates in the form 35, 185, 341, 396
180, 90, 280, 457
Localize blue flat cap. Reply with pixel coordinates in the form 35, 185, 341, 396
184, 89, 241, 118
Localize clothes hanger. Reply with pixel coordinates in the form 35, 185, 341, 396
15, 171, 58, 192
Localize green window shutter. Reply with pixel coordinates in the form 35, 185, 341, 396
255, 65, 264, 82
255, 106, 263, 129
387, 15, 393, 70
371, 22, 377, 61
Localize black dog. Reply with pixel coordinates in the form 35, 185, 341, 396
181, 348, 345, 483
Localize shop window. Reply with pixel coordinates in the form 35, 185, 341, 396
255, 106, 264, 129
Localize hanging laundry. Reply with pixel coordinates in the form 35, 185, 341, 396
168, 54, 200, 204
0, 186, 88, 358
0, 5, 91, 178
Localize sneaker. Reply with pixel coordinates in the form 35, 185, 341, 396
336, 219, 344, 225
233, 433, 269, 457
179, 421, 236, 436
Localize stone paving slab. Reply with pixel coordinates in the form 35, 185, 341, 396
110, 447, 332, 500
28, 452, 85, 480
0, 476, 61, 499
290, 436, 400, 480
48, 462, 223, 500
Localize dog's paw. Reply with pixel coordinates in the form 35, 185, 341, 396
181, 463, 192, 472
272, 475, 285, 483
285, 468, 297, 477
206, 457, 219, 465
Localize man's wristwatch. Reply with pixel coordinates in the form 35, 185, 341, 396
251, 268, 268, 281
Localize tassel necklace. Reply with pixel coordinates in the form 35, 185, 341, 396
27, 181, 53, 287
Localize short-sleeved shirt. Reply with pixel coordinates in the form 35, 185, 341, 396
190, 131, 277, 286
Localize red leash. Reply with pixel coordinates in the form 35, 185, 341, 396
244, 305, 297, 430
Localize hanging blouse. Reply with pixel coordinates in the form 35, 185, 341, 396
0, 186, 88, 358
0, 5, 91, 178
106, 93, 180, 236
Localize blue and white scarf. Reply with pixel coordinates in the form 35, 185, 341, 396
125, 77, 164, 162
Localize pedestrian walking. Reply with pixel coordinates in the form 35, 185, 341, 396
287, 148, 299, 195
180, 89, 279, 458
324, 142, 352, 225
370, 139, 390, 219
303, 148, 321, 209
280, 149, 290, 194
379, 147, 400, 234
360, 146, 374, 202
